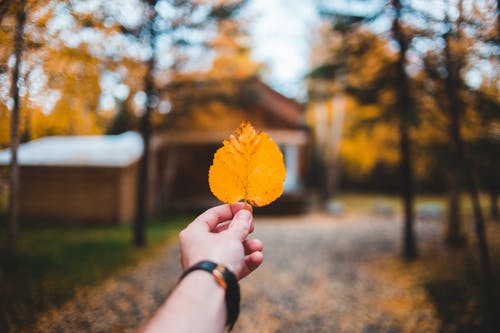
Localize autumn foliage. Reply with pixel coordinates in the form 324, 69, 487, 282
208, 121, 286, 207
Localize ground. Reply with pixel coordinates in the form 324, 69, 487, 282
31, 212, 443, 333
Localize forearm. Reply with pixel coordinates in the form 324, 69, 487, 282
143, 271, 226, 333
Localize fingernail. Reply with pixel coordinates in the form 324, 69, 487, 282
235, 209, 252, 223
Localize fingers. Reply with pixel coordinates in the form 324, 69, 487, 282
230, 202, 253, 215
190, 203, 252, 232
228, 209, 253, 241
239, 251, 264, 280
190, 204, 235, 231
246, 251, 264, 272
214, 221, 231, 233
221, 203, 253, 233
243, 238, 263, 255
216, 216, 254, 234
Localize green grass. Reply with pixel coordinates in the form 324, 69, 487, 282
336, 192, 492, 217
0, 217, 190, 332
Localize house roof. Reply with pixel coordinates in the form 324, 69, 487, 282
245, 79, 304, 127
151, 128, 308, 150
0, 132, 143, 167
159, 77, 306, 130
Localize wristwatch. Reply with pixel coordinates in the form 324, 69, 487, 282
180, 261, 240, 330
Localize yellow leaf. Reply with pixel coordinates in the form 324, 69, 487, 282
208, 121, 286, 207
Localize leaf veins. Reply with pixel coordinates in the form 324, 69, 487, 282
208, 121, 286, 207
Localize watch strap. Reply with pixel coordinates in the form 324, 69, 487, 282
180, 261, 240, 330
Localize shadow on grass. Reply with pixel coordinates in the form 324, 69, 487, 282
422, 237, 500, 333
425, 279, 481, 333
0, 215, 191, 332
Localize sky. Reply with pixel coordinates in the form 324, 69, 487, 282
246, 0, 498, 100
246, 0, 320, 101
245, 0, 388, 101
3, 0, 494, 114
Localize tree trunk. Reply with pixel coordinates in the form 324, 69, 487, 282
5, 0, 26, 270
443, 2, 496, 330
446, 57, 497, 333
399, 112, 416, 260
497, 0, 500, 40
391, 0, 417, 260
134, 101, 152, 247
463, 157, 496, 332
490, 186, 499, 220
445, 170, 466, 246
21, 107, 31, 143
443, 17, 464, 238
489, 155, 499, 220
133, 1, 158, 247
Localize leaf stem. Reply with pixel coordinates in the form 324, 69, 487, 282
243, 199, 250, 211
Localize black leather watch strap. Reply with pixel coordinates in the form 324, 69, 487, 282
180, 261, 240, 331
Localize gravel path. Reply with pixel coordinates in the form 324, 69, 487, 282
32, 213, 441, 333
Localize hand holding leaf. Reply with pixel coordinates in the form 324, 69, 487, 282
209, 121, 286, 207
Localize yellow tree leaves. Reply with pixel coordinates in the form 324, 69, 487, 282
209, 121, 286, 207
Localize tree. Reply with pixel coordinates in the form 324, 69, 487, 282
310, 0, 418, 259
107, 99, 137, 134
308, 26, 401, 189
497, 0, 500, 39
1, 0, 111, 147
389, 0, 417, 259
0, 0, 11, 26
133, 0, 158, 247
417, 48, 467, 245
418, 1, 498, 329
127, 0, 251, 246
447, 2, 497, 330
473, 82, 500, 220
431, 1, 470, 246
5, 0, 26, 270
307, 13, 365, 200
1, 0, 255, 251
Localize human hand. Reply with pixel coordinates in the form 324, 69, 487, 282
179, 203, 264, 280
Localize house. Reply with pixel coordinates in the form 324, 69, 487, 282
0, 78, 310, 224
0, 132, 142, 224
149, 77, 311, 214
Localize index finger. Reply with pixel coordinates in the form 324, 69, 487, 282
191, 202, 251, 232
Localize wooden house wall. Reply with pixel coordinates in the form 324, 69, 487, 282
0, 164, 138, 225
153, 142, 310, 214
155, 144, 220, 213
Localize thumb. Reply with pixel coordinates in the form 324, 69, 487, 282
228, 209, 253, 240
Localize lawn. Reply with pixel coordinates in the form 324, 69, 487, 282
0, 217, 189, 332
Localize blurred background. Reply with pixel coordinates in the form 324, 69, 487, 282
0, 0, 499, 332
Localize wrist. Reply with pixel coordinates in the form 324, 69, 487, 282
180, 261, 241, 331
153, 270, 226, 333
